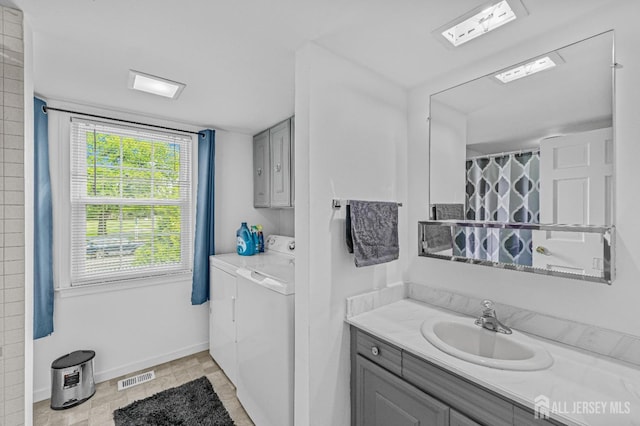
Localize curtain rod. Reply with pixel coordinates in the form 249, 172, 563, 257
466, 148, 539, 161
42, 105, 205, 137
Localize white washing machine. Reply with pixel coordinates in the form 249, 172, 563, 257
235, 235, 295, 426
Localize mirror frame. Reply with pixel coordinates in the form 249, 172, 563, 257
418, 221, 614, 284
425, 31, 616, 284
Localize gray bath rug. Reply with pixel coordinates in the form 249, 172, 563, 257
113, 376, 235, 426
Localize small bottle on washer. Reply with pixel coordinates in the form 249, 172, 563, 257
257, 225, 265, 252
251, 225, 260, 253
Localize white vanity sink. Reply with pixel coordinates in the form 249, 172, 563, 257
421, 317, 553, 371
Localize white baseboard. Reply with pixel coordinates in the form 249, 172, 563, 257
33, 341, 209, 402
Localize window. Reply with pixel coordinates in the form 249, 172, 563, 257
70, 118, 193, 286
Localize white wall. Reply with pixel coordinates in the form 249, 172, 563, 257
294, 43, 407, 426
407, 2, 640, 338
278, 208, 295, 237
214, 130, 294, 254
33, 279, 209, 401
32, 102, 206, 401
32, 102, 294, 401
429, 99, 467, 205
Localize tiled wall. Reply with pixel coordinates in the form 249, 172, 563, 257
0, 6, 25, 425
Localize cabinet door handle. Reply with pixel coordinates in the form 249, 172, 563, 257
275, 163, 282, 172
536, 246, 550, 255
257, 167, 262, 176
371, 346, 380, 356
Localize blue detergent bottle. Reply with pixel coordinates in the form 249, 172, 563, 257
237, 222, 255, 256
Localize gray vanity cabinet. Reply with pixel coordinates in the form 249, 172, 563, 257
403, 353, 512, 426
513, 407, 564, 426
450, 410, 481, 426
356, 355, 449, 426
350, 326, 566, 426
253, 117, 294, 208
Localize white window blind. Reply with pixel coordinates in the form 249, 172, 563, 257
70, 118, 193, 286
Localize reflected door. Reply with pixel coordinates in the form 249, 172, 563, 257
532, 128, 613, 276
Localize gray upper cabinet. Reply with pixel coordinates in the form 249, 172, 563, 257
290, 116, 295, 207
269, 120, 292, 207
253, 130, 270, 208
253, 117, 294, 208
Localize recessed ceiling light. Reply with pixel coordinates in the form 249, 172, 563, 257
128, 70, 186, 99
434, 0, 528, 48
494, 52, 564, 84
494, 57, 555, 83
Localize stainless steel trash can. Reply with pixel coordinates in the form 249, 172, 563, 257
50, 350, 96, 410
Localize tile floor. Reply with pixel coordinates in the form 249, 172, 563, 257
33, 351, 254, 426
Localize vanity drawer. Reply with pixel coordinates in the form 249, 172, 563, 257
450, 409, 481, 426
354, 328, 402, 376
514, 406, 566, 426
403, 352, 513, 426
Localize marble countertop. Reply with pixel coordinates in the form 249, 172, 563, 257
346, 299, 640, 426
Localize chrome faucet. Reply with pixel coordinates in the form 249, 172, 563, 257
474, 300, 512, 334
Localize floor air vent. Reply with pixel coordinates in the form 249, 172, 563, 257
117, 371, 156, 391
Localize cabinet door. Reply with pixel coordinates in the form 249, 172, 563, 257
355, 355, 449, 426
253, 130, 270, 207
290, 116, 295, 207
403, 353, 513, 426
450, 410, 481, 426
269, 119, 292, 207
209, 266, 238, 385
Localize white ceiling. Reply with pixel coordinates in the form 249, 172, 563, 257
13, 0, 620, 134
433, 31, 613, 153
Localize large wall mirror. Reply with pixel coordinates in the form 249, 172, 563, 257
425, 31, 615, 283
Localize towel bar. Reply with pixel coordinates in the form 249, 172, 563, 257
332, 199, 403, 209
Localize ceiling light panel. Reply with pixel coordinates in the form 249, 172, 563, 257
435, 0, 528, 48
128, 70, 186, 99
494, 56, 556, 83
493, 51, 565, 84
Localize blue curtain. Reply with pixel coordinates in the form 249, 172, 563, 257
191, 129, 216, 305
34, 97, 54, 338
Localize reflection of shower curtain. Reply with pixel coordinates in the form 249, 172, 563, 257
453, 152, 539, 265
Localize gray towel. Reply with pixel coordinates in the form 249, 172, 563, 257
346, 200, 399, 267
425, 203, 464, 253
432, 204, 464, 221
423, 224, 455, 253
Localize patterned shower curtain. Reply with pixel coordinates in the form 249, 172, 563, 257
453, 151, 540, 266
